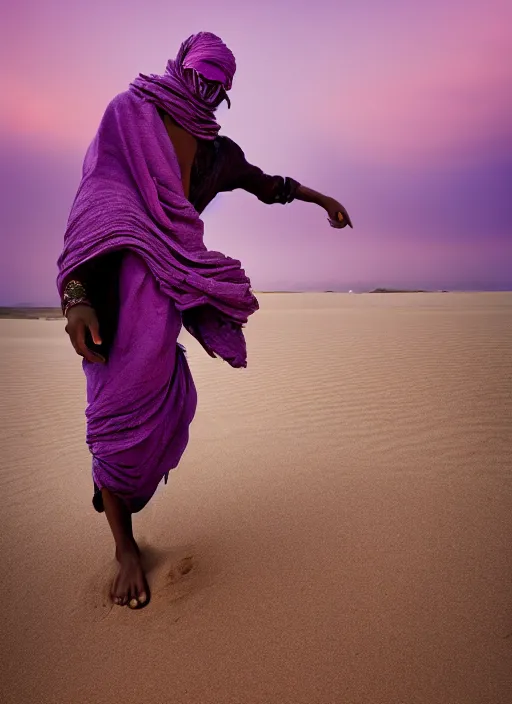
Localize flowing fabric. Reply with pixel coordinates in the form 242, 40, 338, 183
57, 88, 259, 367
86, 252, 197, 512
56, 33, 258, 511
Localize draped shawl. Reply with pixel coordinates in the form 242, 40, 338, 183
57, 33, 258, 368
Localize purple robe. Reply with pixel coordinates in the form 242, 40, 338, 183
57, 53, 299, 513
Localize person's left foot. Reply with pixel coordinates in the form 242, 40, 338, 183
112, 541, 149, 609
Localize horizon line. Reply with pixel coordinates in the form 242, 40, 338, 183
2, 286, 512, 309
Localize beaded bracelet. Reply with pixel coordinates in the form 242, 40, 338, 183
62, 280, 92, 316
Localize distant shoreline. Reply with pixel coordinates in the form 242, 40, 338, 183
2, 290, 511, 319
0, 308, 64, 320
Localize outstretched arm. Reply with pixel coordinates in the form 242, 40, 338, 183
221, 139, 352, 228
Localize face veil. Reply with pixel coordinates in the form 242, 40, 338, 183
130, 32, 236, 139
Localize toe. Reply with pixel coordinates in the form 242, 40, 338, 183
138, 591, 148, 605
129, 598, 139, 609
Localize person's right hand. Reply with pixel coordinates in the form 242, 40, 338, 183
65, 304, 105, 364
323, 197, 353, 229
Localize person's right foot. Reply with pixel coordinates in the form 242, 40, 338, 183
112, 542, 149, 609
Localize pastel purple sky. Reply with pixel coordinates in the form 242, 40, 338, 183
1, 0, 511, 304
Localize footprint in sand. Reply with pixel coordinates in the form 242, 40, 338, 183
144, 546, 216, 612
167, 554, 194, 583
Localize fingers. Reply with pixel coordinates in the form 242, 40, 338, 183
75, 327, 105, 364
88, 319, 103, 346
328, 217, 346, 230
339, 207, 353, 228
82, 345, 106, 364
68, 323, 105, 364
330, 208, 353, 229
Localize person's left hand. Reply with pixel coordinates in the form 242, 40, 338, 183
323, 197, 353, 229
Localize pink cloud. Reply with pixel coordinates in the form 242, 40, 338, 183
311, 2, 512, 166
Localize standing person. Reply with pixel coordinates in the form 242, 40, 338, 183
57, 32, 352, 610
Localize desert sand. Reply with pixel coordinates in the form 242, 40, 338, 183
1, 292, 511, 704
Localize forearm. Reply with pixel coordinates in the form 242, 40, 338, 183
294, 185, 330, 208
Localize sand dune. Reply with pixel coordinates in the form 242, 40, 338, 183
1, 293, 511, 704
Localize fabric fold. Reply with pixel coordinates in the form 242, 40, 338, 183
85, 251, 198, 512
57, 88, 259, 368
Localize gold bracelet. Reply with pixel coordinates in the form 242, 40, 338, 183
62, 280, 91, 315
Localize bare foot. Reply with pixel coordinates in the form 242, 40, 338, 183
112, 542, 149, 609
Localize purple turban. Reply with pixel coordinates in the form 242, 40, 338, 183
178, 31, 236, 90
130, 32, 236, 139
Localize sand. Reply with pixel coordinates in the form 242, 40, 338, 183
1, 292, 511, 704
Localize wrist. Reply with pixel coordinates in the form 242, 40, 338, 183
318, 195, 335, 211
296, 185, 331, 209
62, 279, 91, 317
64, 300, 92, 318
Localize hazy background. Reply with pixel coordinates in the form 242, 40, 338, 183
1, 0, 511, 305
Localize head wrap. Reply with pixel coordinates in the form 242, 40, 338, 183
130, 32, 236, 140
